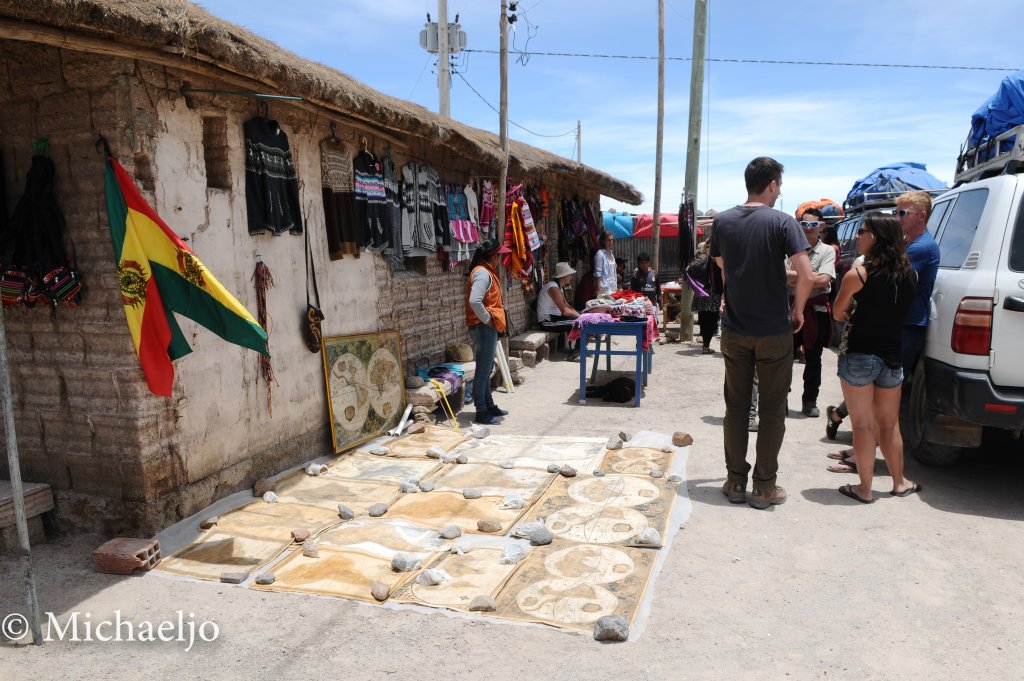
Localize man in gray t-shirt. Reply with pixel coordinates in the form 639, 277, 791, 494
709, 157, 813, 510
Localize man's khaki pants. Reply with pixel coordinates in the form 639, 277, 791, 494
721, 329, 794, 489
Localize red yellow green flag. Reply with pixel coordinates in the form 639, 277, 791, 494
103, 155, 269, 397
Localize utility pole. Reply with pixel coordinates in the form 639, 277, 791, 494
576, 120, 582, 163
678, 0, 707, 342
497, 1, 510, 237
683, 0, 707, 232
437, 0, 450, 117
651, 0, 665, 270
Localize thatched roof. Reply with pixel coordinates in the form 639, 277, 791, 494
0, 0, 643, 204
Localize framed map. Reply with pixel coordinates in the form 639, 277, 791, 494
322, 331, 405, 453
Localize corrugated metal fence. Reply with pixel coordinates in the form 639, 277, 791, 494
614, 236, 683, 282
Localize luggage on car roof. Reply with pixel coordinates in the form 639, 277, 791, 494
845, 162, 946, 209
970, 69, 1024, 151
794, 198, 843, 220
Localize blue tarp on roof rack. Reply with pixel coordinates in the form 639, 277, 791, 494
845, 162, 946, 208
970, 69, 1024, 148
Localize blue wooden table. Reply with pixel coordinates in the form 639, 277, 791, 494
577, 321, 648, 407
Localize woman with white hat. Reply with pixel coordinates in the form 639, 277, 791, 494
537, 261, 581, 360
537, 261, 580, 329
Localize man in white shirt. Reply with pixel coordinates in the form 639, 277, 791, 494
786, 207, 836, 417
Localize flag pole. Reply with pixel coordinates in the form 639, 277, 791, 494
0, 303, 44, 644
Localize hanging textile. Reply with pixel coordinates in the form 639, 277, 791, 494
446, 183, 479, 265
353, 148, 388, 250
1, 150, 82, 307
426, 166, 450, 250
678, 197, 695, 268
320, 138, 359, 258
252, 260, 276, 415
244, 115, 302, 236
103, 153, 268, 397
479, 180, 495, 240
584, 201, 601, 252
519, 197, 541, 251
400, 161, 436, 252
501, 185, 533, 278
464, 182, 480, 236
381, 154, 404, 270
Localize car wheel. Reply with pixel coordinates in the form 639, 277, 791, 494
904, 360, 961, 466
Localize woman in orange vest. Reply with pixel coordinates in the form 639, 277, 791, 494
465, 239, 512, 425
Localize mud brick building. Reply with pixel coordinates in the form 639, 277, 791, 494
0, 0, 641, 535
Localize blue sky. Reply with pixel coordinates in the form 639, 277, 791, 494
198, 0, 1022, 215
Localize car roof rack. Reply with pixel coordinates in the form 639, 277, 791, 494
842, 189, 945, 216
954, 123, 1024, 186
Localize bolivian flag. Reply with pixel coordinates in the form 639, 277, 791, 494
104, 156, 269, 397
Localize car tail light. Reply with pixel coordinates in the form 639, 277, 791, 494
951, 297, 993, 355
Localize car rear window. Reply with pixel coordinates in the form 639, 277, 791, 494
936, 188, 988, 268
1010, 192, 1024, 272
927, 199, 952, 237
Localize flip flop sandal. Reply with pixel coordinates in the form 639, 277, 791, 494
839, 484, 874, 504
891, 483, 922, 497
827, 449, 853, 460
825, 406, 841, 440
827, 461, 857, 473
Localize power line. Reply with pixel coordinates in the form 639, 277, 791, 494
452, 69, 576, 138
463, 48, 1017, 72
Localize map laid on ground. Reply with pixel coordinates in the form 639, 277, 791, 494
156, 426, 688, 636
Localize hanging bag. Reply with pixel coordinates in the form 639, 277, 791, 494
302, 218, 325, 353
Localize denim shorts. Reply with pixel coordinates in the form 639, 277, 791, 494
837, 353, 903, 388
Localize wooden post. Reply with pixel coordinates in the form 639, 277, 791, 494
497, 1, 509, 240
679, 0, 708, 342
576, 120, 581, 163
651, 0, 665, 270
0, 306, 43, 644
683, 0, 707, 231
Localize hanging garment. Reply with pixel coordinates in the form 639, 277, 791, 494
502, 191, 533, 278
519, 197, 541, 251
584, 201, 601, 251
539, 183, 550, 219
353, 149, 388, 250
446, 183, 479, 264
244, 115, 302, 236
479, 180, 495, 239
426, 166, 450, 250
320, 139, 359, 258
2, 153, 81, 307
401, 161, 436, 252
464, 183, 480, 235
381, 155, 404, 270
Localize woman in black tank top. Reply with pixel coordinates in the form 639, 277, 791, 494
830, 213, 921, 503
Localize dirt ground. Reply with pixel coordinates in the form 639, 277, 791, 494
3, 334, 1024, 680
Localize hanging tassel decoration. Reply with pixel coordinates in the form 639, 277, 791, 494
252, 258, 276, 415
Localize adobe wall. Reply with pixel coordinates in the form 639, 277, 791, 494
0, 40, 602, 536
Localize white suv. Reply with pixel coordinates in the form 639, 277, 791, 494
904, 125, 1024, 464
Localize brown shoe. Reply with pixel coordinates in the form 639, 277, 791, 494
749, 485, 787, 509
722, 481, 747, 504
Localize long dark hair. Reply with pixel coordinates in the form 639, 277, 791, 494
863, 213, 912, 282
468, 238, 500, 273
